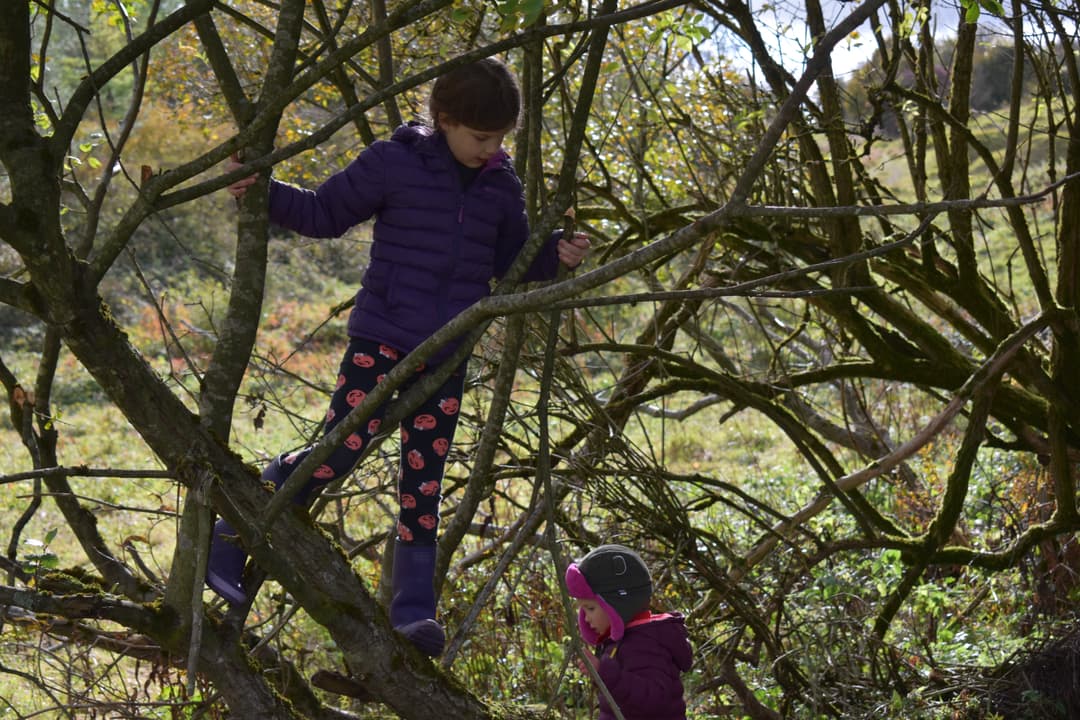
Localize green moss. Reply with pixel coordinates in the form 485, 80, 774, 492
40, 566, 106, 593
482, 698, 547, 720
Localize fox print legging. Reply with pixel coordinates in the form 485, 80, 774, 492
265, 336, 465, 545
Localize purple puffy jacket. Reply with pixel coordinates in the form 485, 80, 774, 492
267, 122, 561, 363
593, 613, 694, 720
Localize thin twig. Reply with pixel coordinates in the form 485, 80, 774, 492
0, 466, 175, 484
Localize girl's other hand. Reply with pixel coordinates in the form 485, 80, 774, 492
558, 231, 590, 269
577, 651, 600, 674
225, 153, 258, 199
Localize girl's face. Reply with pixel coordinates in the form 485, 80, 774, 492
439, 115, 512, 168
577, 599, 611, 638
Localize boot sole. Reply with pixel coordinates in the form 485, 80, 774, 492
396, 619, 445, 657
206, 569, 248, 605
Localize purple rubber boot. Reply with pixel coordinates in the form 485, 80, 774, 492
205, 455, 294, 605
206, 518, 248, 605
390, 541, 445, 657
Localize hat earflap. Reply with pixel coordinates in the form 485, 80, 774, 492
565, 562, 627, 642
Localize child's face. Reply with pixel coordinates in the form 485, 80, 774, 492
440, 115, 513, 168
577, 599, 611, 637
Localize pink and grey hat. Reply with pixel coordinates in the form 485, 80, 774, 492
565, 544, 652, 643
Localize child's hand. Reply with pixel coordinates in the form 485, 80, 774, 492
578, 651, 600, 674
558, 231, 590, 269
225, 153, 258, 199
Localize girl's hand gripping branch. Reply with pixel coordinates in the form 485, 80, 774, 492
556, 208, 591, 269
557, 231, 591, 269
225, 152, 258, 199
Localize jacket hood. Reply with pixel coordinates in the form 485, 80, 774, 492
631, 612, 694, 672
390, 121, 435, 145
390, 121, 510, 172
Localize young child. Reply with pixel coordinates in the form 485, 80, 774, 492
565, 544, 693, 720
208, 57, 590, 657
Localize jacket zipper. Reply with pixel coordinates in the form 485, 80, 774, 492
446, 160, 498, 326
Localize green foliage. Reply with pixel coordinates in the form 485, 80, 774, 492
20, 528, 60, 576
495, 0, 546, 30
960, 0, 1006, 23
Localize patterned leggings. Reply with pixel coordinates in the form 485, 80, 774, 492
266, 337, 465, 544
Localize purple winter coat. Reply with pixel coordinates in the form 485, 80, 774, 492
267, 123, 561, 364
593, 613, 693, 720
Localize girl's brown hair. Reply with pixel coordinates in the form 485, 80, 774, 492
429, 57, 521, 132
